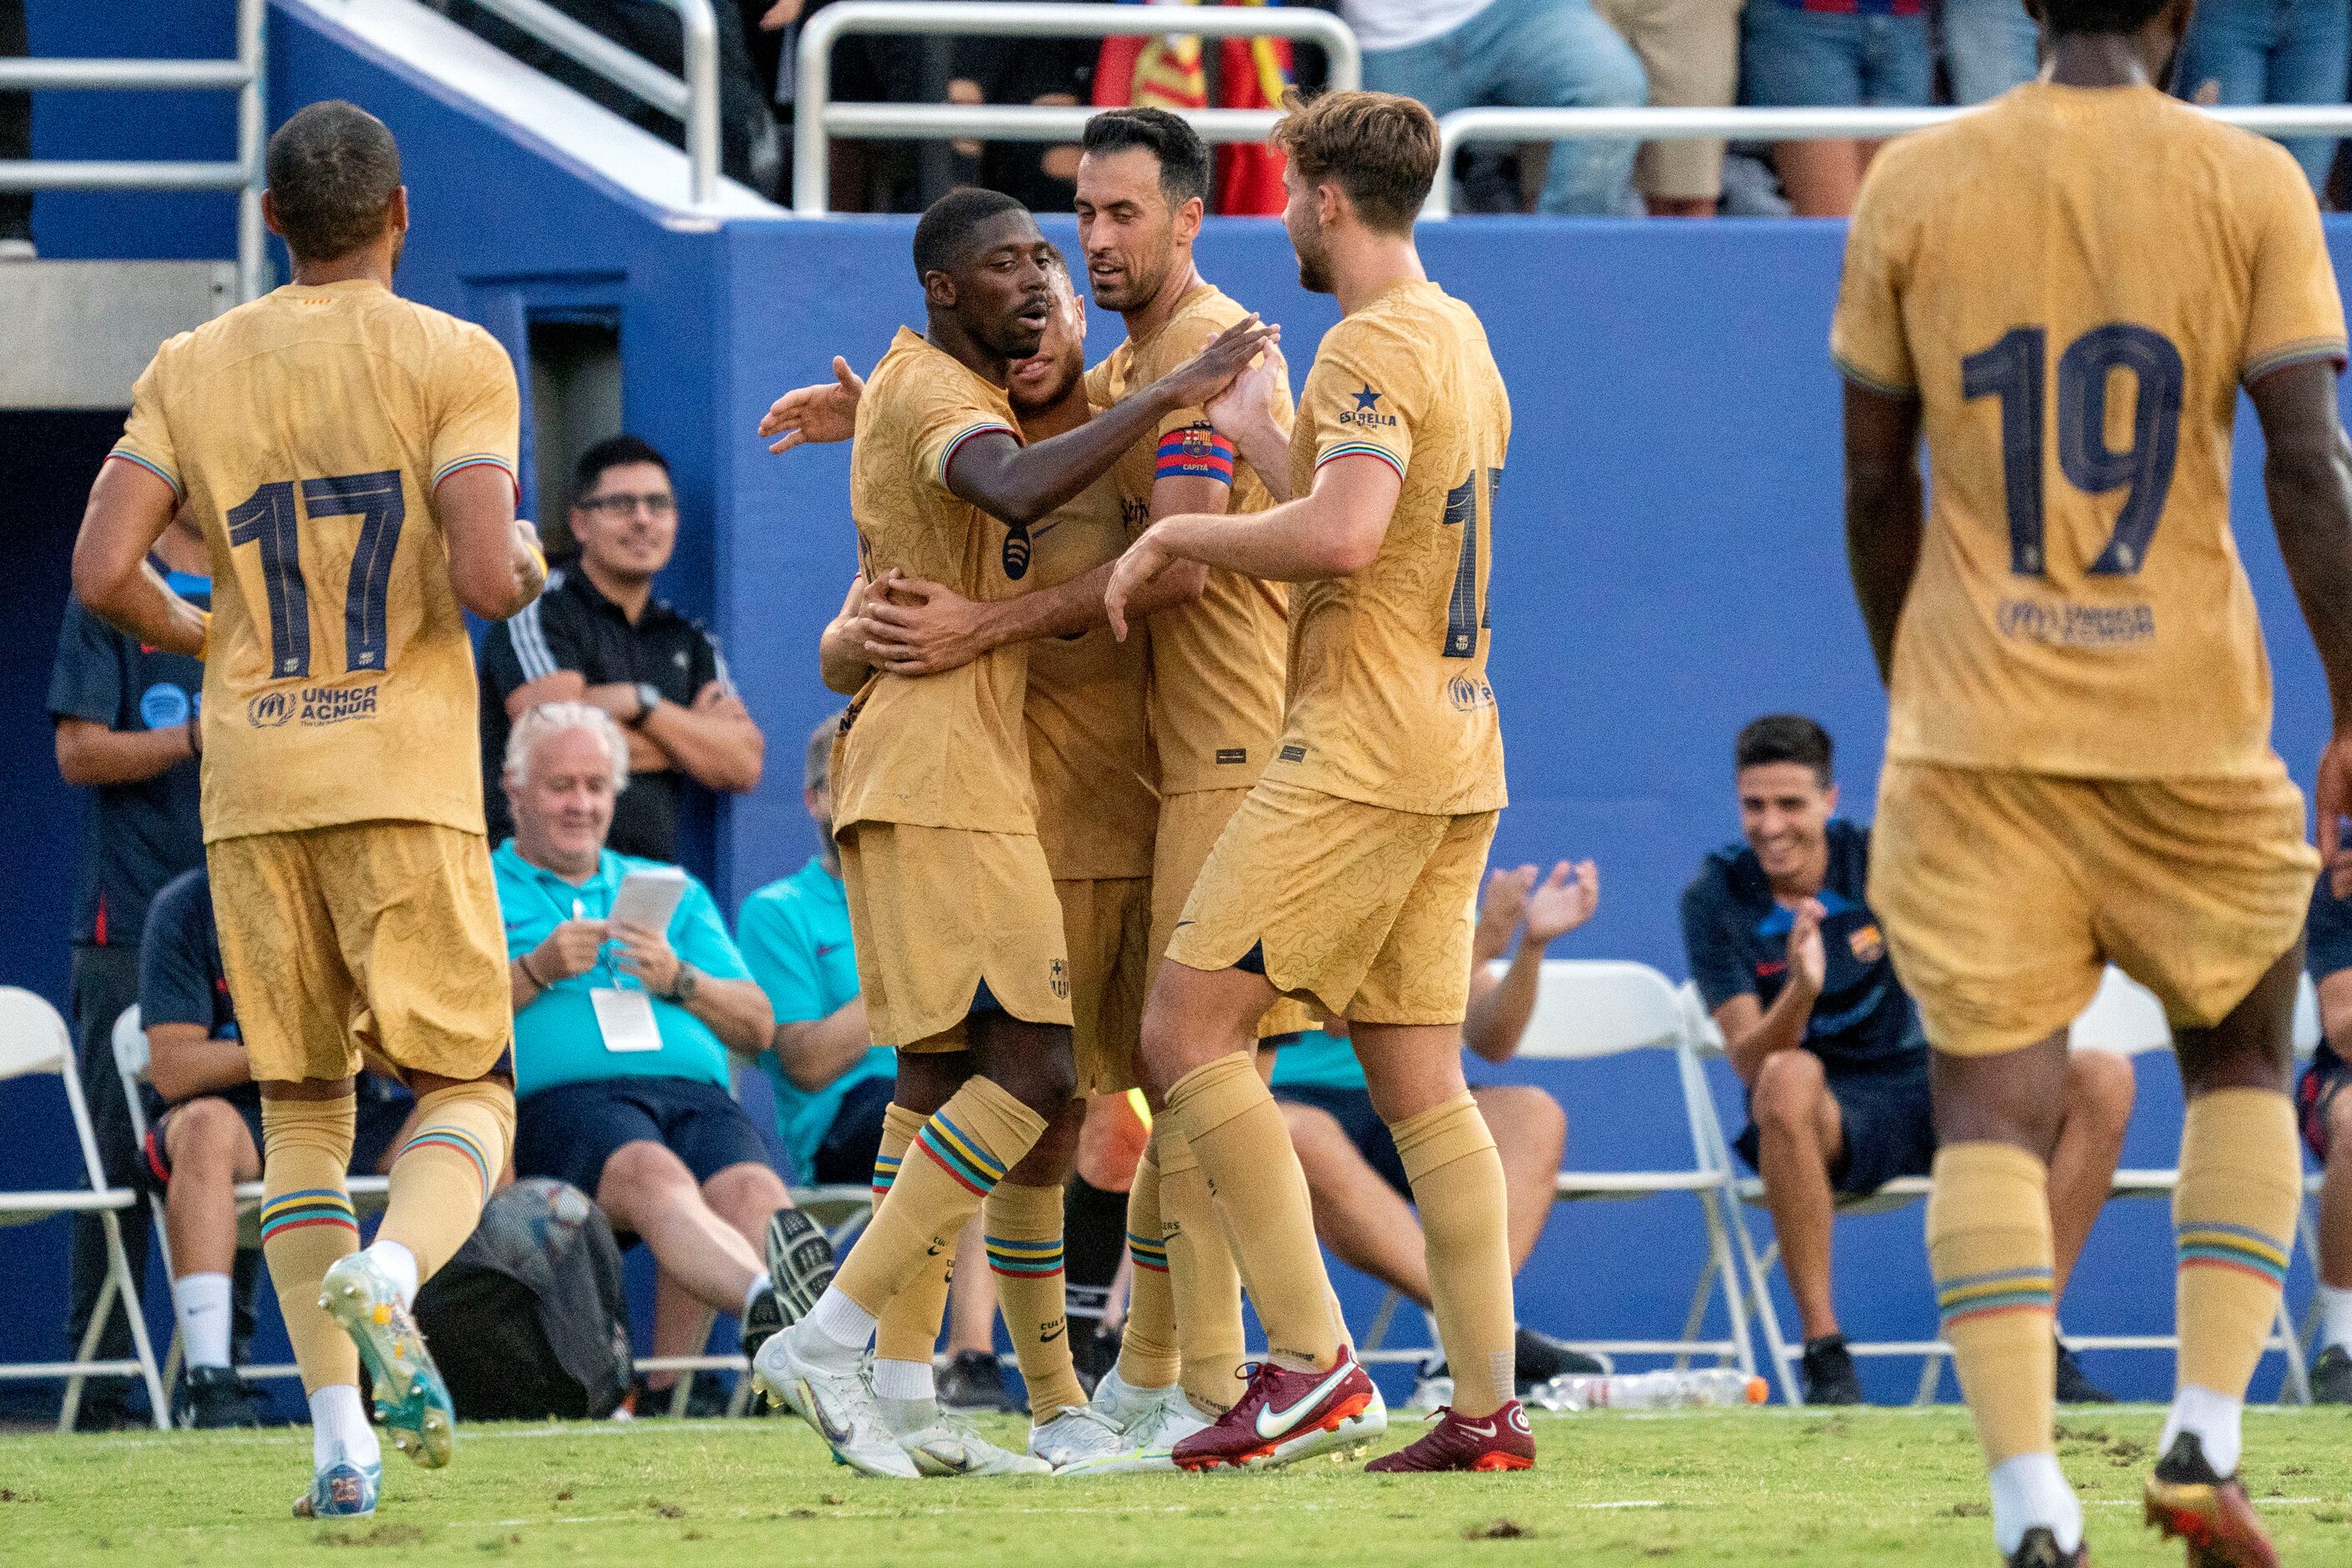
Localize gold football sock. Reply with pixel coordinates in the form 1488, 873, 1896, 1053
380, 1079, 513, 1282
984, 1181, 1087, 1421
1167, 1052, 1338, 1372
1159, 1125, 1249, 1413
1928, 1142, 2056, 1468
871, 1104, 953, 1366
259, 1095, 361, 1394
1392, 1094, 1515, 1419
2174, 1088, 2299, 1400
836, 1076, 1044, 1318
1116, 1137, 1182, 1389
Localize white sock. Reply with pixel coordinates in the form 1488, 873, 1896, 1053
310, 1383, 381, 1472
1987, 1452, 2082, 1555
172, 1272, 234, 1370
367, 1240, 419, 1311
871, 1356, 935, 1403
2319, 1283, 2352, 1353
801, 1286, 877, 1354
742, 1274, 771, 1321
2160, 1383, 2243, 1476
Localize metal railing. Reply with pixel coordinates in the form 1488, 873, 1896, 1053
1425, 103, 2352, 217
794, 1, 1360, 215
0, 0, 266, 299
466, 0, 721, 206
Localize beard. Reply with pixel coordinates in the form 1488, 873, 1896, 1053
1295, 245, 1333, 295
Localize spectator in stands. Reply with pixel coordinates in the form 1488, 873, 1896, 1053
1737, 0, 1933, 215
498, 701, 827, 1394
1341, 0, 1650, 215
2296, 873, 2352, 1402
1592, 0, 1747, 215
1273, 857, 1607, 1404
136, 868, 417, 1429
48, 501, 210, 1428
734, 704, 1019, 1414
1, 0, 29, 257
479, 435, 764, 868
2173, 0, 2348, 195
1681, 715, 2134, 1404
1940, 0, 2041, 105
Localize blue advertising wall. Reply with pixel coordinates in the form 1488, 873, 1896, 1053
0, 0, 2336, 1407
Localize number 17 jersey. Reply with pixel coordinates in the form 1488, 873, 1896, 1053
110, 280, 521, 842
1831, 81, 2346, 779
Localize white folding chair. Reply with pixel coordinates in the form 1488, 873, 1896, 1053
112, 1004, 395, 1403
0, 987, 169, 1430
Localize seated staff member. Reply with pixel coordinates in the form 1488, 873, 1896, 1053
2299, 872, 2352, 1404
1272, 857, 1606, 1404
1681, 715, 2134, 1405
498, 701, 831, 1383
139, 866, 417, 1429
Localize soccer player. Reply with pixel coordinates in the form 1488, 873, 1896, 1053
1101, 89, 1517, 1474
1836, 2, 2352, 1561
754, 186, 1270, 1479
68, 102, 546, 1518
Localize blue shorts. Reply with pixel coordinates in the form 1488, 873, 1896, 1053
142, 1079, 413, 1191
1740, 2, 1932, 109
1735, 1055, 1936, 1196
513, 1075, 772, 1222
1272, 1082, 1410, 1196
2299, 1042, 2350, 1162
807, 1073, 898, 1186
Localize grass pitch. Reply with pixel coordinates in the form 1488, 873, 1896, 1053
3, 1406, 2349, 1566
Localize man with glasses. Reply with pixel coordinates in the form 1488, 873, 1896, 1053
478, 435, 765, 862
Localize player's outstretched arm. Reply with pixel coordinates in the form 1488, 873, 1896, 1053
72, 459, 209, 658
948, 316, 1277, 526
2250, 359, 2352, 888
1205, 341, 1295, 504
440, 465, 546, 621
1841, 379, 1925, 686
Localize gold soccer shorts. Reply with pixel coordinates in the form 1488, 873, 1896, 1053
1055, 876, 1152, 1095
1870, 760, 2317, 1058
206, 822, 511, 1085
1152, 787, 1318, 1037
1164, 780, 1500, 1025
837, 819, 1073, 1051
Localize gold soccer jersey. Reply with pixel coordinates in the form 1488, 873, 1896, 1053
1832, 82, 2347, 780
1267, 278, 1510, 816
109, 280, 520, 842
1085, 283, 1292, 794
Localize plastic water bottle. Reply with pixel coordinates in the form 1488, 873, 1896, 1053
1538, 1368, 1768, 1411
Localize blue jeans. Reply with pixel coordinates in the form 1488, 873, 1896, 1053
1741, 2, 1934, 108
2175, 0, 2350, 190
1363, 0, 1649, 215
1941, 0, 2039, 106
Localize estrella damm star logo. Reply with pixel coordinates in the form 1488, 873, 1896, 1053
1351, 385, 1382, 411
1339, 384, 1397, 429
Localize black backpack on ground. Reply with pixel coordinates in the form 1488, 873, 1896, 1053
412, 1177, 632, 1420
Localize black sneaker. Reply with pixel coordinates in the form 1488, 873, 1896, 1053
763, 1208, 837, 1326
1070, 1319, 1120, 1395
631, 1370, 732, 1419
2006, 1526, 2086, 1568
2143, 1430, 2279, 1568
938, 1349, 1022, 1415
2053, 1338, 2115, 1404
175, 1364, 259, 1430
741, 1280, 786, 1364
1512, 1325, 1604, 1384
1798, 1333, 1864, 1405
2311, 1343, 2352, 1405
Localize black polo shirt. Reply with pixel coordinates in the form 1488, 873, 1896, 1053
478, 562, 728, 861
47, 568, 209, 948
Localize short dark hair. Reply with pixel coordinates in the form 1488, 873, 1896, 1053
2041, 0, 2171, 35
1735, 714, 1834, 785
1271, 90, 1439, 235
911, 187, 1032, 281
266, 100, 402, 262
574, 434, 670, 501
1080, 108, 1211, 209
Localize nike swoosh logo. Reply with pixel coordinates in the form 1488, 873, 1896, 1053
1040, 1323, 1065, 1343
816, 943, 842, 956
1254, 1362, 1358, 1442
802, 1379, 851, 1444
1460, 1420, 1496, 1439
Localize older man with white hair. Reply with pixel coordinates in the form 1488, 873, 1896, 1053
497, 701, 834, 1398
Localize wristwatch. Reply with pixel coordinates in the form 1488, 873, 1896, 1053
630, 682, 664, 725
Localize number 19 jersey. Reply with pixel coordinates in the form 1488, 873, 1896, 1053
110, 280, 521, 842
1832, 83, 2346, 780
